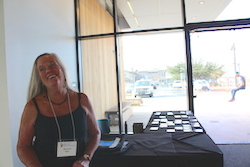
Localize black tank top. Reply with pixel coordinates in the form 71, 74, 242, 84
32, 94, 88, 167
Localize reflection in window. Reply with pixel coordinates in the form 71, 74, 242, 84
117, 0, 183, 31
216, 0, 250, 21
79, 0, 114, 36
186, 0, 250, 24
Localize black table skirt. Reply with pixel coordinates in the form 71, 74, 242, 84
91, 133, 223, 167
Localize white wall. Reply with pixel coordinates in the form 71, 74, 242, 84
1, 0, 76, 166
0, 0, 14, 166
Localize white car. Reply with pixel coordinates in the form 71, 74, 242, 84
193, 80, 210, 91
133, 80, 154, 97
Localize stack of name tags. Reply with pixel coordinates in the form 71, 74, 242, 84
145, 111, 205, 133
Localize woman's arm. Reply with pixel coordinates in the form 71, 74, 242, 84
17, 101, 43, 167
73, 93, 101, 166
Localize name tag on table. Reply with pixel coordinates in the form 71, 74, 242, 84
57, 141, 77, 157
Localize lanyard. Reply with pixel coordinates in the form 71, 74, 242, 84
48, 92, 76, 141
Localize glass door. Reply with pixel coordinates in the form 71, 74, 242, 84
119, 31, 190, 133
191, 28, 250, 144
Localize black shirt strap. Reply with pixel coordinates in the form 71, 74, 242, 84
78, 93, 82, 102
32, 98, 40, 113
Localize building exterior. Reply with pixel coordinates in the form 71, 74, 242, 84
124, 70, 137, 84
124, 69, 168, 86
137, 69, 167, 86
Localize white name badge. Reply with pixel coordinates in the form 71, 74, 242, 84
57, 141, 77, 157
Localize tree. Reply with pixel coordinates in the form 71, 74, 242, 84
166, 62, 186, 80
167, 59, 226, 80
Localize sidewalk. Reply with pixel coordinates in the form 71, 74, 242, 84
194, 90, 250, 144
123, 89, 250, 144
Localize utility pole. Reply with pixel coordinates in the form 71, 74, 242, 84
231, 43, 237, 85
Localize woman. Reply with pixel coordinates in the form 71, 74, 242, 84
17, 53, 100, 167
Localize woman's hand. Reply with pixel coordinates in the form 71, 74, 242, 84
72, 160, 90, 167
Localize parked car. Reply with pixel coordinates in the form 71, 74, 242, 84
172, 80, 182, 88
133, 80, 154, 97
193, 80, 210, 91
125, 84, 134, 93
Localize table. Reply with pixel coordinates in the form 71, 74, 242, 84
91, 111, 223, 167
91, 133, 223, 167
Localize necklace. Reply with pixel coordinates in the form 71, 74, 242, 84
47, 92, 76, 141
47, 92, 68, 105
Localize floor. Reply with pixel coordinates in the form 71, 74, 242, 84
217, 144, 250, 167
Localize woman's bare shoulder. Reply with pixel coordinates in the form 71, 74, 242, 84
20, 99, 39, 127
24, 99, 37, 114
23, 93, 46, 117
78, 93, 94, 113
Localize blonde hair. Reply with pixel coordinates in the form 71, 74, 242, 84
27, 53, 74, 101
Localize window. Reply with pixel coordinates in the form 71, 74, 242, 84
76, 0, 250, 136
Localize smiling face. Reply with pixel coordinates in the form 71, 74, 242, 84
36, 55, 65, 89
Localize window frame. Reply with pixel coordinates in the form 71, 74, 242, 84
74, 0, 250, 133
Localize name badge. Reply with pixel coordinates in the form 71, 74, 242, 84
57, 141, 77, 157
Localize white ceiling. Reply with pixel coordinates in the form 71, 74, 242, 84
98, 0, 232, 30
